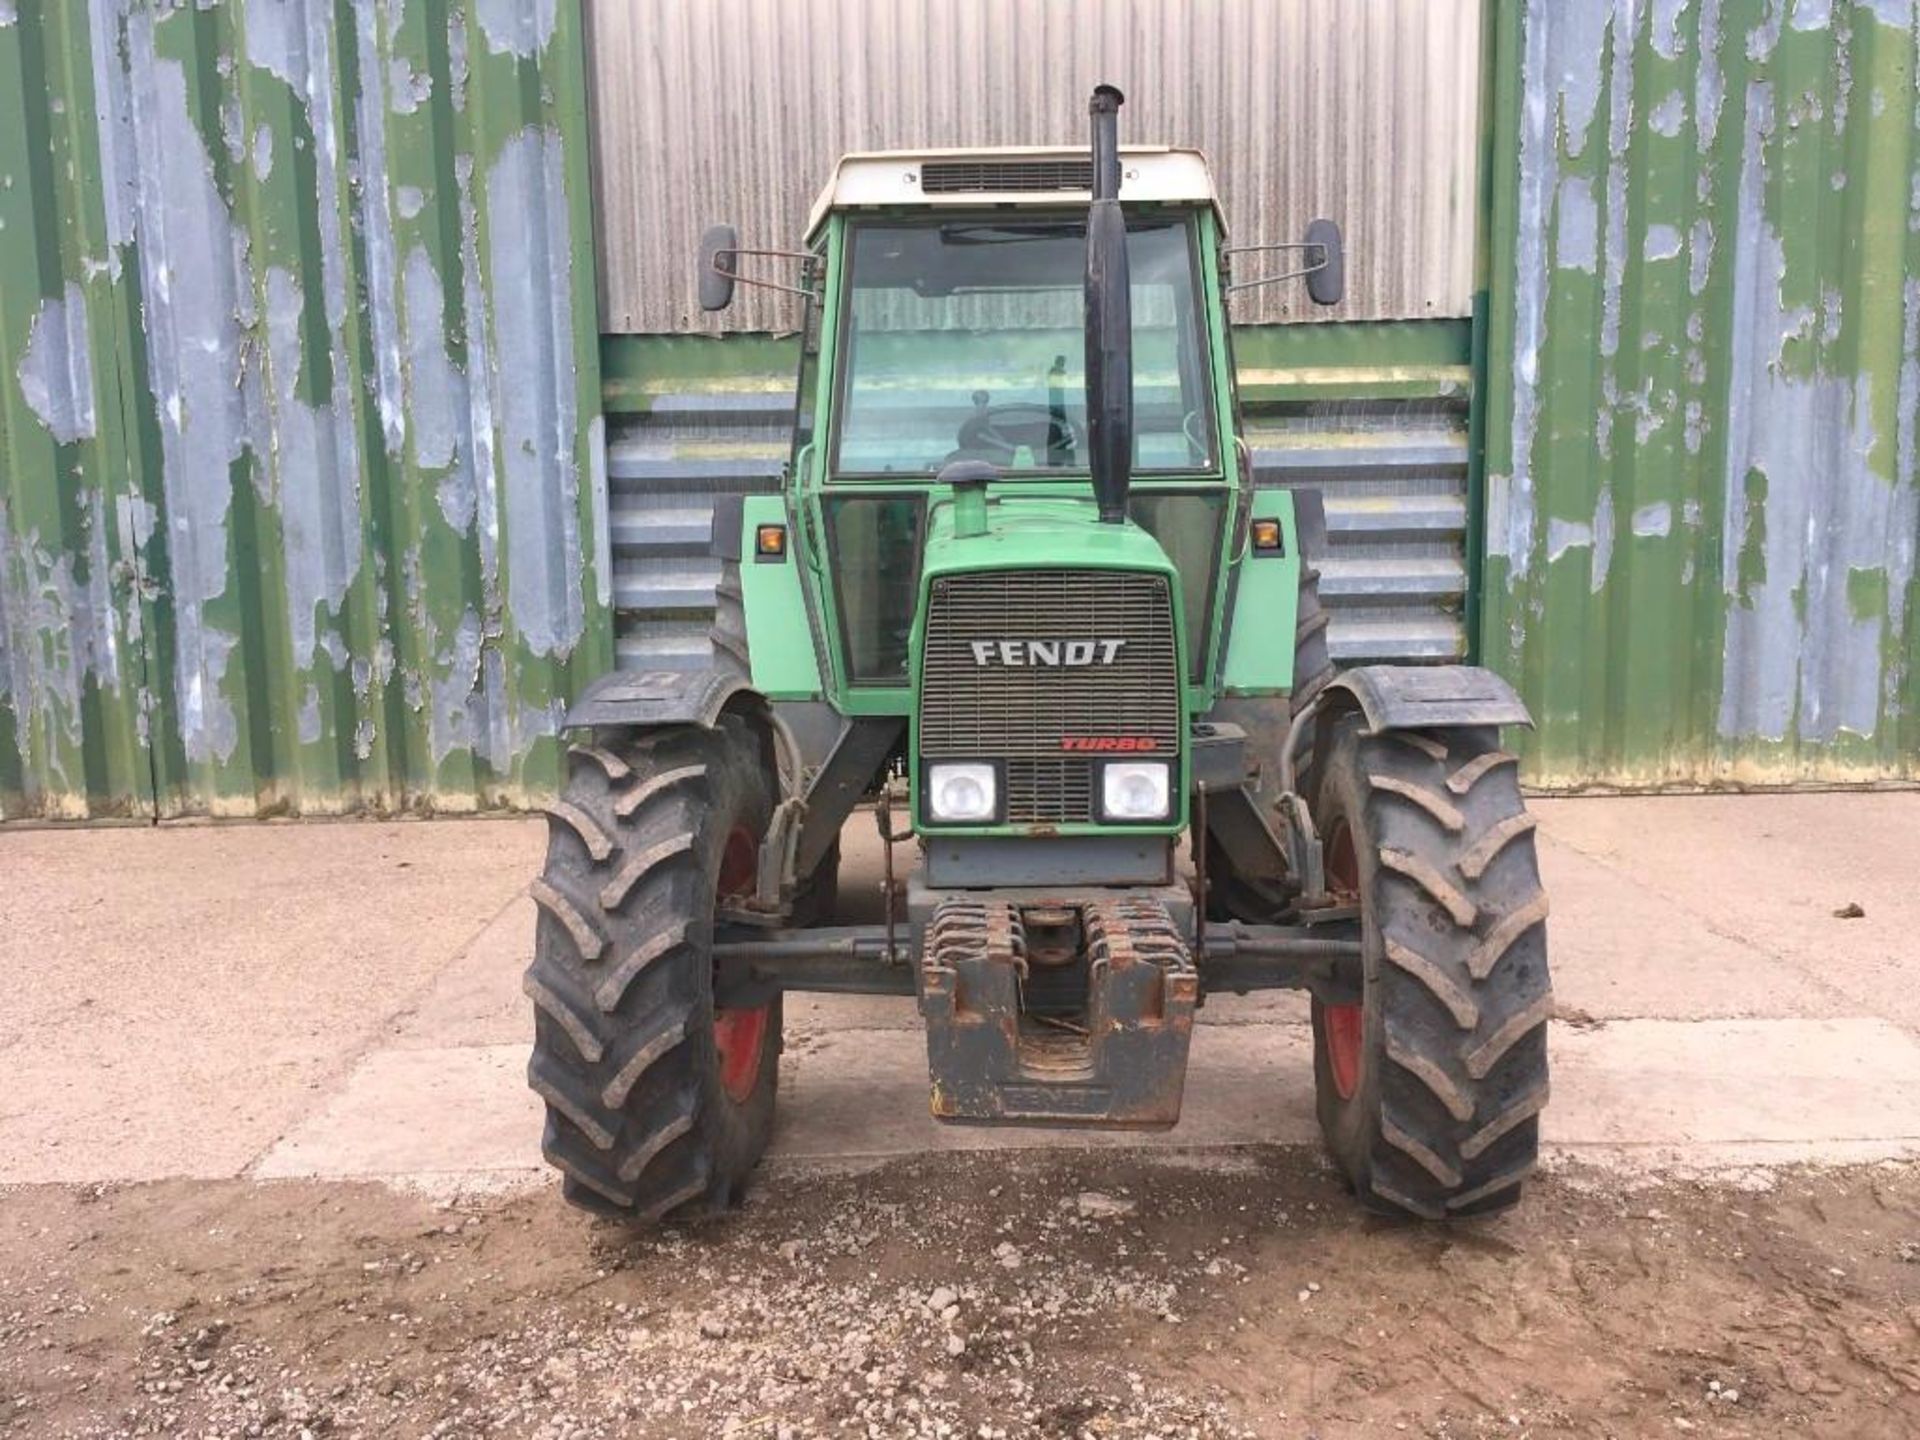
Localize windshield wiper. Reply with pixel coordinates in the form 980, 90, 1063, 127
938, 222, 1083, 246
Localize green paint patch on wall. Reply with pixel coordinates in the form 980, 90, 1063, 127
1847, 566, 1889, 624
1735, 469, 1769, 604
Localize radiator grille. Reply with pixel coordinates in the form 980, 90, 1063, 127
1003, 758, 1094, 825
921, 159, 1093, 194
920, 570, 1181, 825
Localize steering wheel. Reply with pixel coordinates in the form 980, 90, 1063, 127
1181, 409, 1212, 461
955, 398, 1087, 465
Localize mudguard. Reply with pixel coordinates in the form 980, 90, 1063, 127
564, 668, 755, 732
1323, 664, 1532, 732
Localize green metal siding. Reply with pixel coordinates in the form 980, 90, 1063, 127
1482, 0, 1920, 787
0, 0, 607, 820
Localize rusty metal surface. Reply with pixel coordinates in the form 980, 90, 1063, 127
584, 0, 1483, 332
0, 0, 607, 820
920, 895, 1198, 1128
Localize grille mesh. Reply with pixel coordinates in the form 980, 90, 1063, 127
920, 160, 1094, 194
921, 571, 1180, 824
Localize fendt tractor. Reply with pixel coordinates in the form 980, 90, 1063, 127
526, 89, 1551, 1225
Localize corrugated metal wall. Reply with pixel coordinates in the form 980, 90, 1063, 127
1482, 0, 1920, 787
585, 0, 1483, 332
601, 321, 1474, 674
0, 0, 608, 821
1240, 326, 1476, 664
18, 0, 1911, 819
0, 3, 147, 819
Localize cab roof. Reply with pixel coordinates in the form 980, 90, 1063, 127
804, 146, 1224, 241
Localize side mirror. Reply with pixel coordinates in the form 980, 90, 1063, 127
1305, 218, 1343, 307
699, 223, 738, 312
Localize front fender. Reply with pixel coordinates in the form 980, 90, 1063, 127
564, 667, 754, 732
1322, 664, 1532, 733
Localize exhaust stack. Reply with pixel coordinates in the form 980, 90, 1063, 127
1084, 84, 1132, 524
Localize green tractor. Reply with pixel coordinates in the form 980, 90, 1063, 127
526, 88, 1551, 1224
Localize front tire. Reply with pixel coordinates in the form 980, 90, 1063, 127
525, 717, 781, 1222
1310, 714, 1552, 1218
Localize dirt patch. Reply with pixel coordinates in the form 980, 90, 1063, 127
1, 1151, 1916, 1438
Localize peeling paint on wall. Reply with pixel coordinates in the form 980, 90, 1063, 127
2, 0, 607, 820
1633, 501, 1675, 537
1644, 223, 1685, 262
1484, 0, 1920, 787
1649, 90, 1687, 136
264, 264, 365, 669
1556, 177, 1600, 272
350, 0, 407, 460
17, 284, 97, 444
477, 0, 557, 60
0, 493, 122, 776
127, 35, 249, 767
403, 246, 472, 523
490, 127, 585, 662
1488, 0, 1554, 582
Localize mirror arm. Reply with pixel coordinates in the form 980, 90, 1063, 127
710, 247, 820, 300
1221, 241, 1322, 257
1224, 250, 1330, 294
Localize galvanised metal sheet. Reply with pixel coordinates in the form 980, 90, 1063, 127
585, 0, 1483, 332
601, 322, 1473, 675
0, 0, 608, 821
1482, 0, 1920, 787
1237, 324, 1475, 665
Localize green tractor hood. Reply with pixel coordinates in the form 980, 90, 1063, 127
909, 492, 1191, 838
919, 494, 1178, 580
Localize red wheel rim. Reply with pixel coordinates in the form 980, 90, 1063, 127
714, 824, 770, 1105
1321, 816, 1365, 1101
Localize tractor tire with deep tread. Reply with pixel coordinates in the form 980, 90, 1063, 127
1310, 712, 1551, 1219
525, 717, 781, 1222
709, 562, 752, 680
1285, 489, 1337, 779
710, 557, 841, 922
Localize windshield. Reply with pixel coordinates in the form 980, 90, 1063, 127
832, 216, 1217, 477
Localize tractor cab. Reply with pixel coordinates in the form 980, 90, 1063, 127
696, 98, 1335, 874
802, 166, 1231, 710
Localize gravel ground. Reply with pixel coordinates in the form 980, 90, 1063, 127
2, 1150, 1917, 1439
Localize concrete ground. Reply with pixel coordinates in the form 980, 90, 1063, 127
2, 792, 1918, 1189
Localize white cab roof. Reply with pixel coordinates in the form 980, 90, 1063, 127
804, 146, 1223, 240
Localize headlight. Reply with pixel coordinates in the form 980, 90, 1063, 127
926, 762, 998, 823
1100, 760, 1171, 822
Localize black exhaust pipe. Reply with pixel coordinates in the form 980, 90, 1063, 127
1085, 84, 1132, 524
